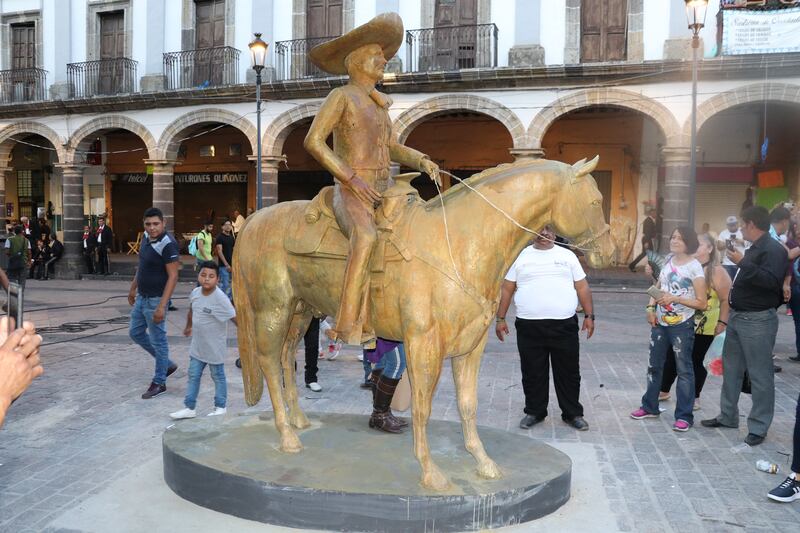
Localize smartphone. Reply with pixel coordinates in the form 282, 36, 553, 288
7, 282, 23, 333
726, 239, 735, 252
646, 285, 665, 301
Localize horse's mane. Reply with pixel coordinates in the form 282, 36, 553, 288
422, 158, 560, 210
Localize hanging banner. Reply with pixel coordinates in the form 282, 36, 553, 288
174, 172, 248, 185
722, 6, 800, 55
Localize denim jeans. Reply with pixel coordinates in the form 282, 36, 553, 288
374, 344, 406, 380
789, 283, 800, 356
129, 295, 173, 385
218, 266, 232, 300
641, 320, 696, 424
184, 356, 227, 410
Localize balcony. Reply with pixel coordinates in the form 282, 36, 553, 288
163, 46, 240, 90
67, 58, 137, 98
406, 23, 498, 72
0, 67, 47, 104
274, 36, 338, 81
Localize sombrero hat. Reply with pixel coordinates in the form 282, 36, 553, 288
308, 12, 403, 75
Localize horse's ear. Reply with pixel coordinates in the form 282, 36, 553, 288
573, 155, 599, 178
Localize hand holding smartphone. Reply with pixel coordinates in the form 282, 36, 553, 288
7, 282, 23, 335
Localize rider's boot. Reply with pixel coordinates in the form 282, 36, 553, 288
369, 375, 405, 433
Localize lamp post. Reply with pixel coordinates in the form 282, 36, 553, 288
249, 33, 268, 210
685, 0, 707, 229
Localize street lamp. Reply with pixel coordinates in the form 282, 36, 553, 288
685, 0, 707, 229
249, 33, 268, 210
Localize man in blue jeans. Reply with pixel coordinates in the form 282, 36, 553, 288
128, 207, 181, 399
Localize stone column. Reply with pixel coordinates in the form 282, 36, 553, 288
663, 0, 694, 60
0, 166, 10, 217
659, 147, 692, 251
249, 155, 284, 209
510, 148, 546, 161
54, 163, 87, 279
146, 160, 179, 232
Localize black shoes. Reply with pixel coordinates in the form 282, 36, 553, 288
565, 416, 589, 431
168, 304, 178, 311
700, 417, 737, 429
141, 382, 166, 399
745, 433, 765, 446
789, 355, 800, 362
519, 414, 546, 429
235, 358, 242, 368
774, 365, 782, 373
167, 363, 178, 377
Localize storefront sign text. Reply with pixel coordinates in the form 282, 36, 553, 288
723, 7, 800, 55
118, 173, 150, 183
174, 173, 248, 184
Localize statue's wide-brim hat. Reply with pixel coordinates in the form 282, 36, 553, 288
308, 12, 403, 75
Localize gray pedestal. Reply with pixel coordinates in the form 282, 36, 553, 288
163, 412, 571, 532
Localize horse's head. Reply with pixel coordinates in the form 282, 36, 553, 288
551, 156, 616, 268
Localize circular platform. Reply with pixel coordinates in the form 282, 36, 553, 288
163, 412, 571, 532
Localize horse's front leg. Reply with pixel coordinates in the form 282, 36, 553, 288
406, 332, 450, 491
451, 332, 501, 480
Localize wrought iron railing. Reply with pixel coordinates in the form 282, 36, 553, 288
163, 46, 240, 90
275, 36, 338, 80
406, 23, 498, 72
67, 58, 137, 98
0, 67, 47, 104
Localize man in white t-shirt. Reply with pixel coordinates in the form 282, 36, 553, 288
495, 225, 596, 431
717, 215, 746, 281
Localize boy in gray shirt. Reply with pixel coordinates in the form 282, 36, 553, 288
170, 261, 236, 419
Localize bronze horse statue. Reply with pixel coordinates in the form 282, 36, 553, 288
232, 156, 615, 490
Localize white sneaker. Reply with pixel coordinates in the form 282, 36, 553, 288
170, 408, 196, 420
306, 382, 322, 392
207, 407, 227, 416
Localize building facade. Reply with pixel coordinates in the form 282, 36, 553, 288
1, 0, 799, 275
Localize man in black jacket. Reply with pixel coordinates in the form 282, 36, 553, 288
628, 205, 657, 272
701, 206, 788, 446
95, 215, 113, 275
43, 234, 63, 280
82, 225, 96, 274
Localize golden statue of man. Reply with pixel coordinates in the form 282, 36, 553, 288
304, 13, 440, 345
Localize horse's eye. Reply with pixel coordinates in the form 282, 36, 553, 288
592, 200, 601, 206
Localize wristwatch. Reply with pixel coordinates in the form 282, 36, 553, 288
584, 314, 595, 320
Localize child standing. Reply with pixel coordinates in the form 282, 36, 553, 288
170, 261, 236, 419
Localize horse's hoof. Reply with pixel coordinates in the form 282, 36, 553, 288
290, 412, 311, 430
420, 467, 451, 491
477, 459, 503, 480
280, 433, 303, 453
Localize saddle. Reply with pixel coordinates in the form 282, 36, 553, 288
284, 173, 424, 273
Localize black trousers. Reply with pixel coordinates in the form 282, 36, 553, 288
303, 317, 320, 384
83, 248, 95, 273
515, 315, 583, 420
660, 333, 714, 398
96, 245, 109, 274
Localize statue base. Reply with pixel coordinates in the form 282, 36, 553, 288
163, 412, 571, 532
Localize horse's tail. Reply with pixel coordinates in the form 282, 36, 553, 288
232, 229, 264, 407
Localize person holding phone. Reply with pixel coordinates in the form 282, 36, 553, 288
631, 227, 707, 432
717, 216, 746, 282
0, 318, 43, 428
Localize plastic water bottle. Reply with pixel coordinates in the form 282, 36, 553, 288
756, 460, 779, 474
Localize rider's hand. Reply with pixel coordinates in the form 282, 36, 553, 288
345, 176, 381, 206
420, 159, 441, 187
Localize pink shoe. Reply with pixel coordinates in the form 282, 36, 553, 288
673, 419, 691, 432
630, 408, 659, 420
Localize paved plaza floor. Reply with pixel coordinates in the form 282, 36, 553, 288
1, 279, 799, 532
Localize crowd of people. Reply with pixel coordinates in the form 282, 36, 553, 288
4, 200, 800, 508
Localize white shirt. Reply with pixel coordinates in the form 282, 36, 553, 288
717, 228, 750, 266
505, 245, 586, 320
97, 225, 104, 243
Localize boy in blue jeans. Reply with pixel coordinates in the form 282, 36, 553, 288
170, 261, 236, 419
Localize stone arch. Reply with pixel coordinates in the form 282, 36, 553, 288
528, 88, 683, 148
157, 108, 258, 160
685, 82, 800, 138
66, 115, 157, 162
393, 94, 528, 148
0, 121, 66, 164
262, 102, 321, 157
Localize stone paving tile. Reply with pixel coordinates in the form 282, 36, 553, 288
1, 281, 800, 531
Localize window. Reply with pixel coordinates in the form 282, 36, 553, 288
11, 23, 35, 69
306, 0, 343, 39
581, 0, 627, 63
